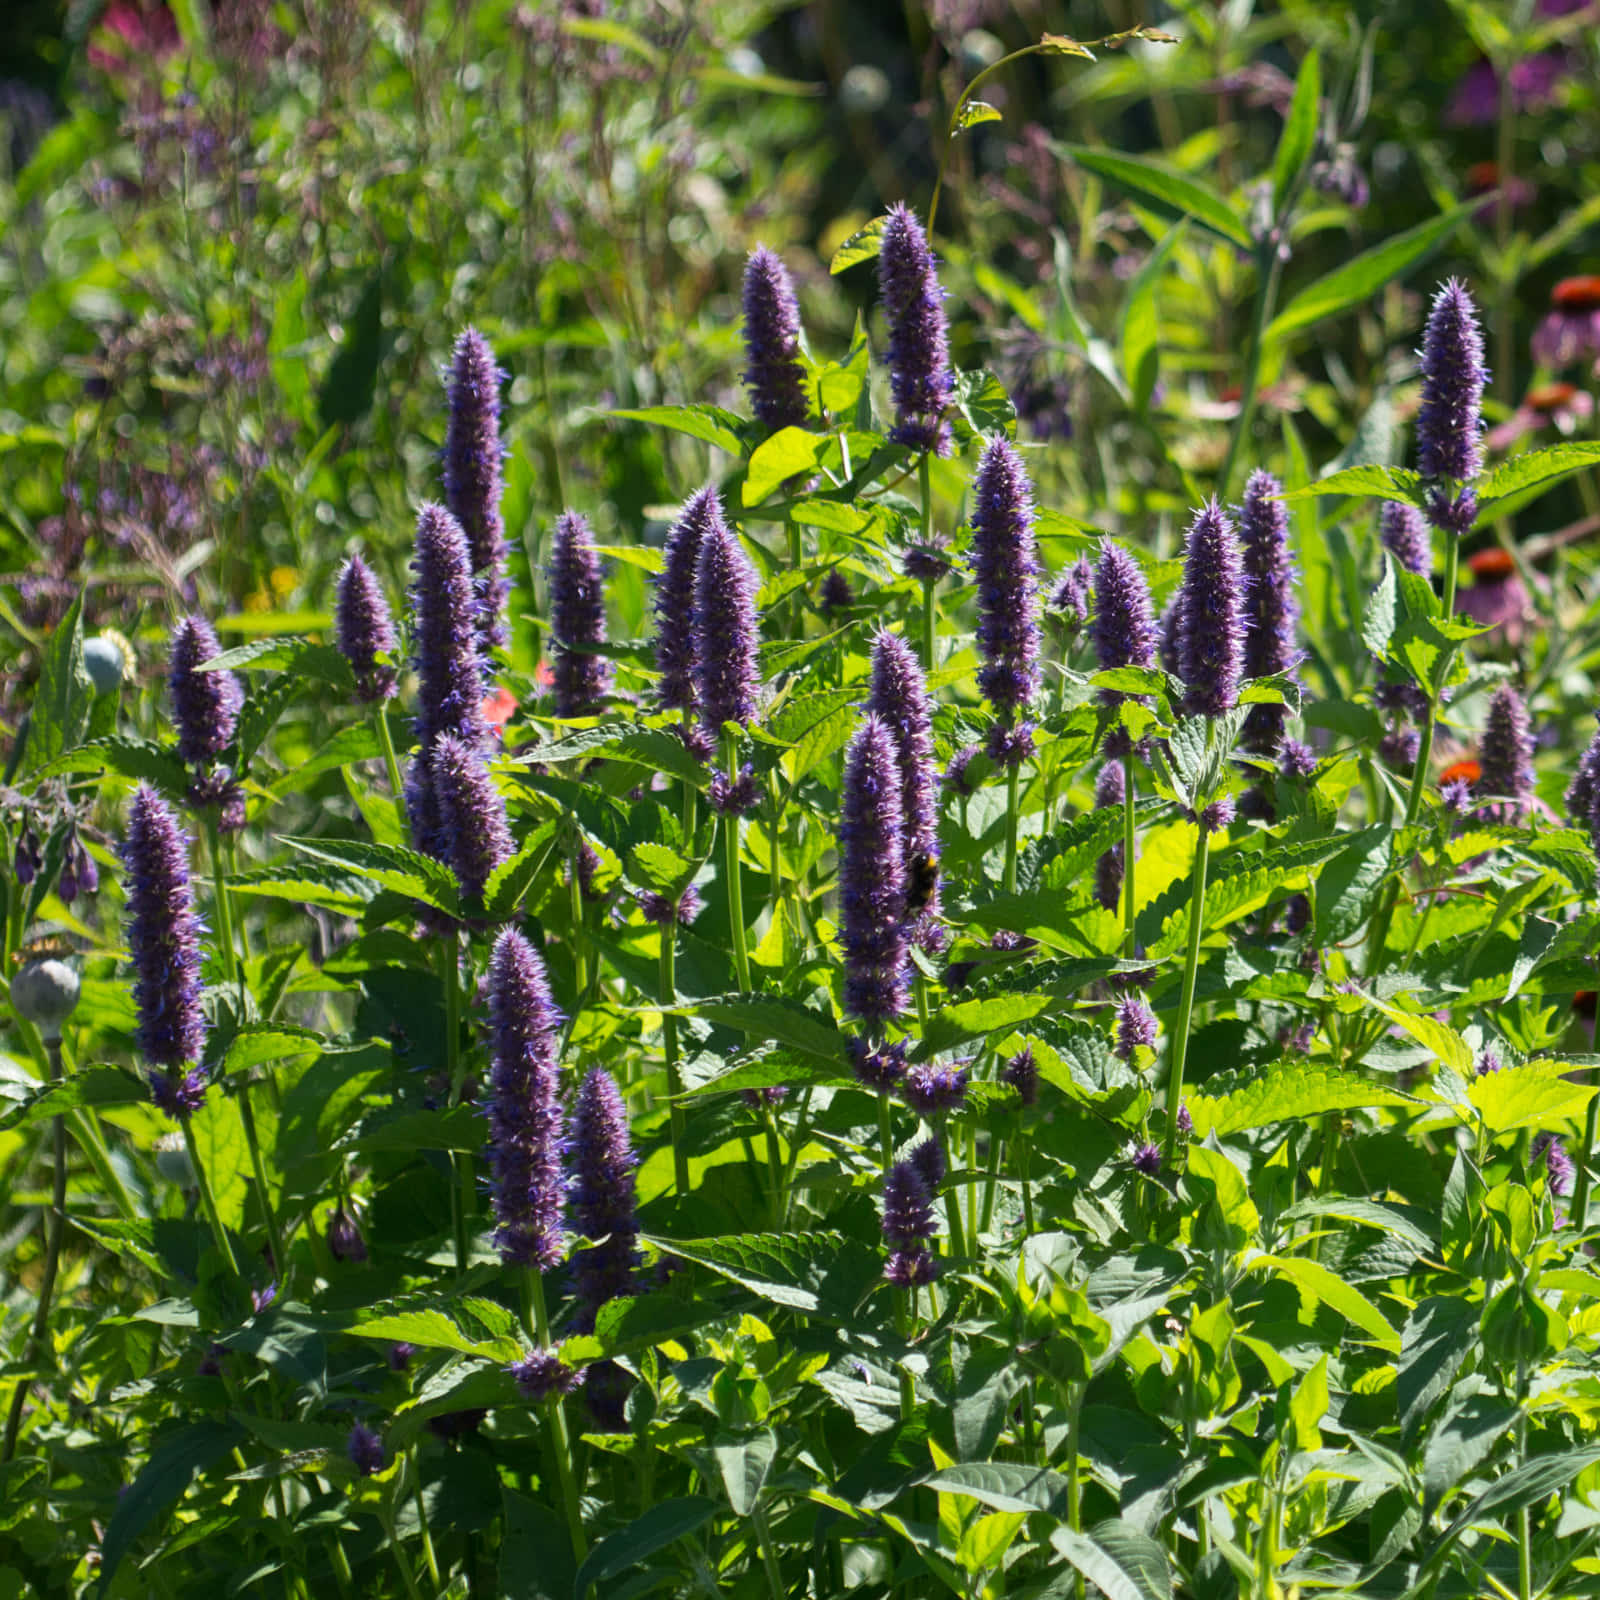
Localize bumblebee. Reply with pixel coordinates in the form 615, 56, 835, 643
904, 850, 940, 915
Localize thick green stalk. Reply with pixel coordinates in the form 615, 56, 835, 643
878, 1095, 895, 1176
921, 579, 936, 676
182, 1113, 240, 1275
1571, 1090, 1599, 1237
1065, 1385, 1085, 1600
660, 926, 689, 1198
1003, 760, 1021, 895
1121, 761, 1137, 958
1162, 824, 1212, 1163
750, 1503, 787, 1600
532, 1271, 588, 1559
568, 836, 589, 995
205, 817, 241, 997
722, 729, 752, 993
373, 705, 408, 829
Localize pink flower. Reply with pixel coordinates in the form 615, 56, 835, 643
1457, 548, 1534, 645
1532, 276, 1600, 370
1486, 381, 1594, 450
89, 0, 181, 73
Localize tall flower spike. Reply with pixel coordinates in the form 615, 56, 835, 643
692, 514, 762, 736
569, 1067, 638, 1328
867, 632, 942, 947
1474, 683, 1535, 821
547, 510, 613, 719
407, 504, 485, 859
1380, 503, 1432, 580
442, 326, 508, 655
881, 1159, 938, 1287
1566, 722, 1600, 853
432, 733, 514, 900
1178, 500, 1247, 718
486, 930, 566, 1271
1092, 759, 1126, 913
1416, 280, 1488, 537
335, 555, 399, 703
1238, 470, 1299, 755
877, 202, 955, 455
654, 487, 722, 715
741, 246, 809, 431
1092, 541, 1157, 758
168, 615, 243, 766
838, 715, 909, 1026
971, 436, 1043, 716
122, 785, 207, 1072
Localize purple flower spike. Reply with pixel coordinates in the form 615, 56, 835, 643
909, 1137, 946, 1192
971, 436, 1043, 716
1380, 724, 1422, 771
741, 246, 809, 431
901, 1060, 970, 1116
1279, 740, 1316, 781
882, 1158, 939, 1283
1131, 1142, 1163, 1177
336, 555, 399, 703
878, 203, 955, 456
122, 786, 206, 1071
327, 1209, 367, 1263
1114, 995, 1158, 1061
654, 488, 722, 715
692, 516, 762, 737
1238, 471, 1299, 755
348, 1422, 384, 1477
1092, 542, 1157, 756
1052, 558, 1094, 633
1417, 280, 1487, 485
636, 885, 703, 926
149, 1067, 209, 1120
1176, 1103, 1193, 1136
168, 615, 243, 765
1178, 500, 1246, 718
510, 1350, 581, 1402
868, 632, 941, 943
443, 327, 508, 655
487, 930, 566, 1272
1380, 503, 1432, 579
1473, 683, 1535, 822
548, 510, 613, 719
569, 1067, 638, 1328
850, 1036, 908, 1092
943, 744, 982, 797
1002, 1046, 1038, 1107
839, 715, 909, 1026
1566, 724, 1600, 852
1093, 759, 1126, 914
1534, 1131, 1575, 1198
432, 733, 514, 901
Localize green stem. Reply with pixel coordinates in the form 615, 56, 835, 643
1162, 823, 1212, 1164
1217, 245, 1286, 503
411, 1445, 441, 1589
206, 816, 241, 997
763, 1103, 784, 1230
531, 1271, 588, 1559
1572, 1089, 1599, 1237
1003, 760, 1021, 895
182, 1112, 240, 1275
373, 705, 408, 829
70, 1108, 138, 1220
1065, 1385, 1084, 1600
569, 835, 589, 996
384, 1515, 426, 1600
921, 578, 936, 676
943, 1161, 967, 1263
1517, 1363, 1532, 1600
723, 730, 752, 994
328, 1536, 356, 1599
1121, 759, 1137, 959
439, 937, 470, 1276
751, 1503, 786, 1600
1016, 1123, 1035, 1235
878, 1095, 895, 1176
660, 925, 689, 1199
236, 1081, 287, 1278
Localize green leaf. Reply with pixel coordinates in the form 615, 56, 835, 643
24, 592, 92, 774
743, 426, 825, 505
955, 99, 1003, 131
1121, 220, 1186, 414
1056, 145, 1252, 250
645, 1231, 880, 1319
714, 1430, 776, 1516
0, 1066, 146, 1132
1050, 1522, 1173, 1600
608, 405, 748, 456
1280, 463, 1425, 504
1250, 1254, 1401, 1351
829, 214, 889, 275
189, 1091, 249, 1228
1468, 1061, 1596, 1134
1474, 441, 1600, 522
1265, 203, 1474, 344
1314, 826, 1393, 945
676, 994, 841, 1067
500, 1489, 577, 1600
347, 1309, 518, 1361
1397, 1297, 1477, 1442
1367, 1001, 1473, 1072
1183, 1062, 1413, 1138
266, 722, 379, 799
279, 836, 459, 912
484, 824, 558, 919
1287, 1354, 1329, 1452
925, 1462, 1072, 1518
221, 1025, 322, 1075
230, 861, 377, 914
574, 1497, 718, 1595
1363, 558, 1398, 657
1272, 51, 1321, 208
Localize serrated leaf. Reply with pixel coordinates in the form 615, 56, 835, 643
0, 1066, 147, 1131
1183, 1062, 1413, 1137
743, 426, 825, 505
1281, 463, 1425, 503
484, 824, 558, 918
1396, 1297, 1476, 1442
28, 733, 189, 794
677, 994, 842, 1065
1050, 1523, 1171, 1600
25, 592, 92, 773
1314, 826, 1393, 944
1367, 1000, 1472, 1071
230, 861, 377, 912
347, 1309, 517, 1360
279, 836, 459, 912
1475, 440, 1600, 522
221, 1025, 322, 1074
1250, 1254, 1401, 1351
1467, 1061, 1596, 1134
573, 1498, 718, 1596
1364, 559, 1398, 657
644, 1231, 880, 1319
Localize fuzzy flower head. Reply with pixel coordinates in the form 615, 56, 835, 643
431, 733, 514, 902
487, 930, 566, 1270
168, 615, 243, 766
1093, 759, 1126, 914
326, 1208, 367, 1264
903, 537, 956, 585
1051, 558, 1094, 634
442, 327, 508, 652
1534, 1131, 1575, 1198
708, 764, 762, 816
1279, 739, 1316, 781
1380, 503, 1433, 579
692, 517, 762, 736
943, 744, 983, 798
868, 631, 941, 936
1531, 276, 1600, 370
878, 202, 955, 455
1567, 723, 1600, 853
1178, 500, 1246, 718
1131, 1143, 1163, 1177
970, 437, 1043, 716
509, 1350, 582, 1403
1238, 470, 1298, 755
909, 1137, 947, 1192
335, 555, 399, 703
149, 1067, 209, 1120
1380, 724, 1422, 771
347, 1422, 384, 1477
636, 884, 703, 927
1002, 1046, 1038, 1107
1416, 279, 1488, 487
838, 715, 909, 1026
901, 1060, 970, 1116
1114, 995, 1159, 1062
568, 1067, 638, 1327
122, 785, 206, 1070
1473, 683, 1535, 822
881, 1159, 936, 1249
741, 246, 809, 430
1092, 542, 1157, 755
547, 510, 612, 719
849, 1036, 908, 1093
654, 487, 722, 715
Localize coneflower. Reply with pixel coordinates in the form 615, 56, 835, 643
1416, 280, 1487, 536
442, 326, 508, 656
1177, 501, 1246, 718
970, 437, 1042, 722
568, 1067, 638, 1327
692, 515, 762, 737
335, 555, 399, 703
741, 246, 809, 431
547, 510, 612, 719
122, 785, 207, 1107
168, 615, 243, 766
486, 930, 565, 1271
1474, 684, 1535, 822
654, 487, 720, 716
867, 632, 941, 947
1238, 470, 1298, 755
838, 715, 909, 1026
1092, 542, 1157, 758
878, 203, 955, 455
1380, 502, 1432, 579
432, 733, 514, 900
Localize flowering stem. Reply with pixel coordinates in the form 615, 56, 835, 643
921, 579, 936, 675
1003, 760, 1021, 895
530, 1270, 587, 1560
568, 835, 589, 996
878, 1095, 895, 1177
1, 1041, 67, 1463
659, 926, 690, 1198
762, 1102, 784, 1229
722, 730, 752, 993
1016, 1124, 1036, 1235
181, 1112, 240, 1275
1121, 763, 1138, 959
373, 705, 408, 828
1162, 822, 1212, 1164
750, 1502, 787, 1600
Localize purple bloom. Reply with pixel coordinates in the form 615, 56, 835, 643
1238, 470, 1298, 755
971, 437, 1042, 717
1532, 277, 1600, 370
708, 764, 761, 815
1477, 1047, 1503, 1078
487, 930, 566, 1272
901, 1060, 970, 1116
1176, 1103, 1193, 1136
1093, 759, 1126, 914
1114, 996, 1158, 1061
1092, 542, 1157, 756
1131, 1143, 1163, 1177
1416, 281, 1487, 537
1566, 723, 1600, 851
1441, 775, 1473, 814
569, 1067, 638, 1327
868, 632, 941, 944
1380, 724, 1422, 770
1178, 501, 1246, 717
187, 771, 246, 835
878, 203, 955, 455
985, 720, 1035, 769
1279, 740, 1316, 781
884, 1247, 940, 1288
59, 827, 99, 902
442, 327, 508, 656
903, 538, 956, 584
1190, 796, 1236, 833
909, 1137, 946, 1192
693, 516, 762, 736
838, 715, 909, 1026
1310, 145, 1368, 208
636, 885, 703, 926
1380, 503, 1432, 579
1448, 52, 1567, 127
741, 246, 809, 431
335, 555, 399, 703
326, 1209, 367, 1263
882, 1159, 936, 1248
654, 488, 721, 715
431, 733, 514, 902
347, 1422, 384, 1477
1473, 684, 1534, 822
149, 1067, 209, 1119
122, 786, 206, 1071
510, 1350, 582, 1402
1051, 558, 1094, 633
1534, 1131, 1576, 1198
251, 1283, 277, 1315
547, 510, 612, 719
1002, 1046, 1038, 1107
387, 1342, 415, 1372
168, 615, 243, 766
849, 1036, 908, 1092
818, 569, 854, 613
943, 744, 983, 797
1285, 893, 1311, 936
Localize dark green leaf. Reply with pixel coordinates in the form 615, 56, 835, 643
573, 1497, 718, 1594
1272, 51, 1320, 207
1056, 146, 1252, 250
